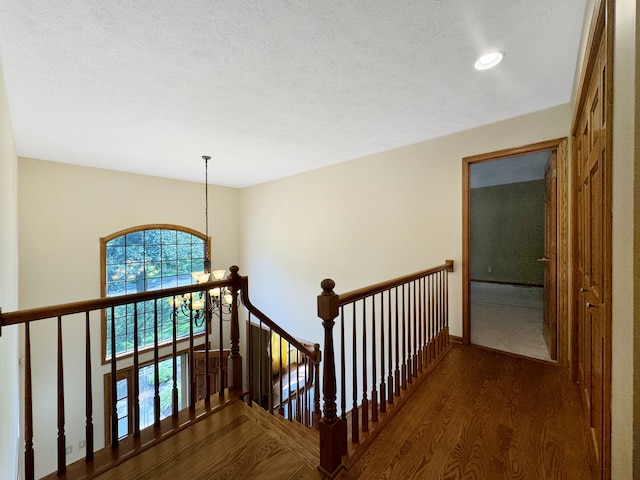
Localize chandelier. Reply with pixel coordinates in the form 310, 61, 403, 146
168, 156, 233, 324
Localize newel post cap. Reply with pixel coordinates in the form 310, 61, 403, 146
317, 279, 339, 320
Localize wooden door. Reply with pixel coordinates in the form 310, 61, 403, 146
573, 12, 610, 477
542, 153, 557, 360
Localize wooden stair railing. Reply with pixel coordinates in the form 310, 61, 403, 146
317, 260, 455, 477
240, 275, 322, 428
0, 266, 252, 479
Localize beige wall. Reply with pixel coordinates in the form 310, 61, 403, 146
610, 0, 636, 477
18, 158, 241, 477
0, 65, 21, 479
240, 104, 571, 347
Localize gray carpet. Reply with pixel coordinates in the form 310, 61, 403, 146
470, 282, 551, 361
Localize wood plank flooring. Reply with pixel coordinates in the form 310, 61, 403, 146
339, 344, 592, 480
92, 344, 591, 480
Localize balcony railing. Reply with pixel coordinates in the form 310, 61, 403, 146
316, 260, 454, 477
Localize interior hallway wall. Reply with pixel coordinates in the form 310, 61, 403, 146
240, 105, 571, 352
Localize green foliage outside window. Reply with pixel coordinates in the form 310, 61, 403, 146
103, 226, 207, 357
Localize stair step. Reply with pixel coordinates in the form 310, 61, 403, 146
242, 401, 320, 471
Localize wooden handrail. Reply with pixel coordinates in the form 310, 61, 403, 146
338, 260, 454, 305
0, 278, 233, 325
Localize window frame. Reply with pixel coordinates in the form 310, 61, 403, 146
100, 224, 211, 364
103, 351, 189, 444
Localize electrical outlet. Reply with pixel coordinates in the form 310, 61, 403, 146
79, 440, 86, 449
65, 446, 72, 455
487, 267, 492, 273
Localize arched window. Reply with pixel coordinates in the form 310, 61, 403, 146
101, 224, 209, 359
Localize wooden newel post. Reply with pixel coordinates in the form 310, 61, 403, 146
317, 279, 346, 478
228, 265, 243, 391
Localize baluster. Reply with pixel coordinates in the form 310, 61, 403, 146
110, 306, 118, 447
340, 307, 346, 423
278, 335, 285, 416
133, 304, 141, 433
379, 292, 386, 413
247, 315, 254, 407
371, 295, 378, 423
361, 299, 369, 433
387, 289, 394, 405
416, 277, 424, 373
423, 277, 428, 366
307, 356, 313, 425
412, 280, 420, 377
313, 343, 321, 428
25, 321, 34, 480
317, 279, 347, 476
445, 267, 450, 343
269, 327, 274, 414
84, 311, 94, 461
429, 274, 435, 361
204, 293, 211, 405
438, 271, 444, 353
394, 287, 400, 397
172, 299, 179, 419
57, 316, 66, 474
218, 292, 224, 396
407, 283, 413, 385
188, 304, 196, 412
287, 341, 292, 420
351, 304, 359, 442
153, 299, 160, 427
401, 284, 407, 390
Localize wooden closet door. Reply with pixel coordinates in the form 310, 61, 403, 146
575, 32, 608, 479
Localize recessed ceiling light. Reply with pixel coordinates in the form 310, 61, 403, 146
475, 51, 505, 70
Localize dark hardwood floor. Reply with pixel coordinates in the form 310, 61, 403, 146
340, 344, 592, 480
94, 344, 591, 480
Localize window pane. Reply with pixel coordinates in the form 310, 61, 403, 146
162, 244, 177, 261
106, 246, 125, 265
176, 231, 192, 244
116, 378, 128, 399
125, 231, 144, 245
144, 229, 161, 245
161, 230, 177, 243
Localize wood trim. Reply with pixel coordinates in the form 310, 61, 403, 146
462, 138, 569, 165
462, 138, 569, 360
462, 159, 471, 344
556, 139, 569, 367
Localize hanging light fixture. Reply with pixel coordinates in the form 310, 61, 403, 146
168, 155, 233, 323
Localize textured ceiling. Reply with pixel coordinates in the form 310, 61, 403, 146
0, 1, 587, 187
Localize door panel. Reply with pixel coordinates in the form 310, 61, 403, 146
574, 28, 609, 479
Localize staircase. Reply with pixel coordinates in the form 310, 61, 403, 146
94, 399, 321, 480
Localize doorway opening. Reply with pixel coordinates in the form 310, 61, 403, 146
462, 139, 568, 364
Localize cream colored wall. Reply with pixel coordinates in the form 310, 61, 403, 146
18, 158, 241, 477
610, 0, 637, 478
0, 65, 21, 480
240, 104, 571, 346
